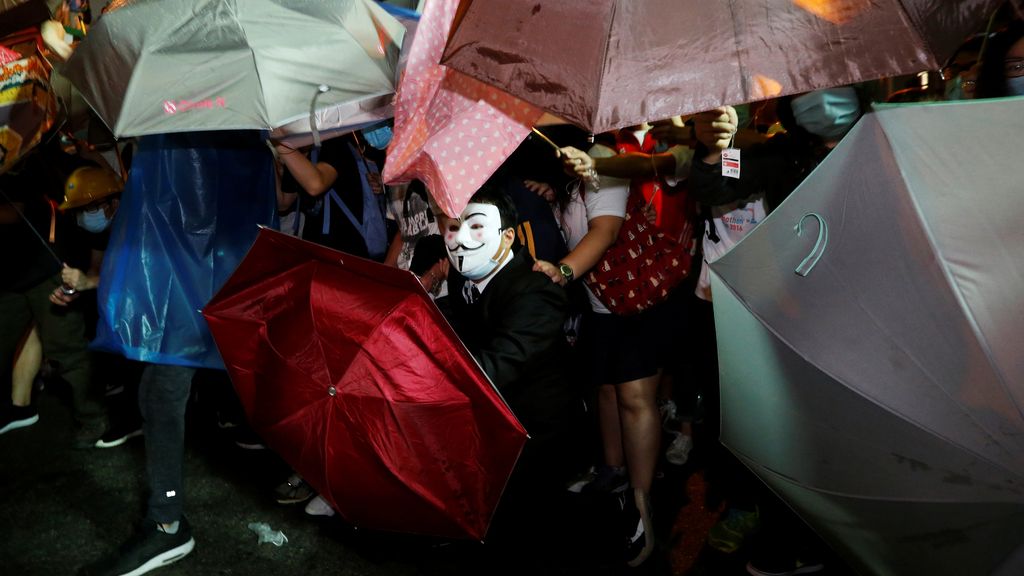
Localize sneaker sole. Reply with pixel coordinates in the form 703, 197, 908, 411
95, 429, 143, 449
305, 506, 336, 517
120, 537, 194, 576
0, 414, 39, 435
566, 475, 598, 493
234, 441, 266, 450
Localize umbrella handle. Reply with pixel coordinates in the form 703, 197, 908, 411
309, 85, 330, 149
794, 213, 827, 277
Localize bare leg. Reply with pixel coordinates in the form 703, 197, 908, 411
596, 383, 624, 467
12, 324, 41, 407
616, 372, 661, 492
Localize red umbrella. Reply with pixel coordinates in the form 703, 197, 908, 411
441, 0, 1001, 133
382, 0, 542, 217
203, 228, 527, 540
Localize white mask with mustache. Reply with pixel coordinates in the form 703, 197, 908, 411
445, 203, 510, 280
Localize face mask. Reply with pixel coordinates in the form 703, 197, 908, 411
361, 124, 393, 150
790, 87, 861, 142
77, 207, 112, 233
1006, 76, 1024, 97
445, 203, 510, 280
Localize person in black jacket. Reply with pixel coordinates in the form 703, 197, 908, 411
443, 183, 578, 572
445, 184, 573, 458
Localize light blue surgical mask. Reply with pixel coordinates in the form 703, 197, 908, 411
76, 207, 112, 233
362, 124, 393, 150
790, 87, 861, 142
1006, 76, 1024, 96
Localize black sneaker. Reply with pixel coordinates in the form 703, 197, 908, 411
95, 420, 143, 449
623, 488, 654, 568
0, 403, 39, 435
231, 426, 266, 450
579, 465, 628, 495
81, 518, 195, 576
73, 419, 108, 450
746, 557, 824, 576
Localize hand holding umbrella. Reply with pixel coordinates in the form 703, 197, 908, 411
49, 264, 90, 306
648, 117, 696, 148
694, 106, 739, 164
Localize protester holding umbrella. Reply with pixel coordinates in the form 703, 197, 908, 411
556, 122, 700, 468
81, 130, 277, 576
46, 164, 145, 449
0, 137, 108, 445
531, 135, 672, 568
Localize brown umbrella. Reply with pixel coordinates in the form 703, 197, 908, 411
441, 0, 1001, 133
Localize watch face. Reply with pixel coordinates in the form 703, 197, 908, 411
559, 264, 573, 279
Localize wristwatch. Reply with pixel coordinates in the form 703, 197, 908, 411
558, 262, 575, 283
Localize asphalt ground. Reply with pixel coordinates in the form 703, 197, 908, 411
0, 375, 857, 576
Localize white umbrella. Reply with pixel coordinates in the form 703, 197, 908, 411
711, 98, 1024, 576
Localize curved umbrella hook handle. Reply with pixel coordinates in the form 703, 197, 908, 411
309, 84, 330, 149
794, 212, 828, 277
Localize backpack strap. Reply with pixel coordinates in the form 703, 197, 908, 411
310, 144, 388, 259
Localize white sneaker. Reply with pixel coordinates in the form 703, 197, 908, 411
665, 433, 693, 466
657, 398, 678, 428
566, 466, 597, 493
304, 494, 336, 517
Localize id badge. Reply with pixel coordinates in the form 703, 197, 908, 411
722, 148, 741, 179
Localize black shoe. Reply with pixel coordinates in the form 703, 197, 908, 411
578, 465, 628, 495
81, 518, 195, 576
0, 403, 39, 435
746, 558, 824, 576
74, 419, 108, 450
274, 474, 315, 505
623, 487, 654, 568
95, 420, 143, 449
231, 426, 266, 450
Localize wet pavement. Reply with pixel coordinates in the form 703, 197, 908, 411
1, 378, 857, 576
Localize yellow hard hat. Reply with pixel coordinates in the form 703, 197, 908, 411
60, 166, 124, 210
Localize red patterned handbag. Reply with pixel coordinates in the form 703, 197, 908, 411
583, 183, 696, 315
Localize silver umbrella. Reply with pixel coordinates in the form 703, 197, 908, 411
710, 98, 1024, 576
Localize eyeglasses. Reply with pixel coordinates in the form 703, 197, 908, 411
1004, 59, 1024, 78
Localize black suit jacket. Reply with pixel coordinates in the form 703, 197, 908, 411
446, 250, 572, 444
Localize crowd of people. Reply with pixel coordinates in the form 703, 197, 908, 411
2, 13, 1023, 576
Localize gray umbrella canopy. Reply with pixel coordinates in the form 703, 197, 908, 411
710, 98, 1024, 576
63, 0, 404, 137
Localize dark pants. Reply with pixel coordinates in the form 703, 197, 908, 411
138, 363, 195, 523
0, 275, 104, 426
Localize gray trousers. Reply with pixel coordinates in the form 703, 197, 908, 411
0, 275, 104, 426
138, 363, 195, 523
